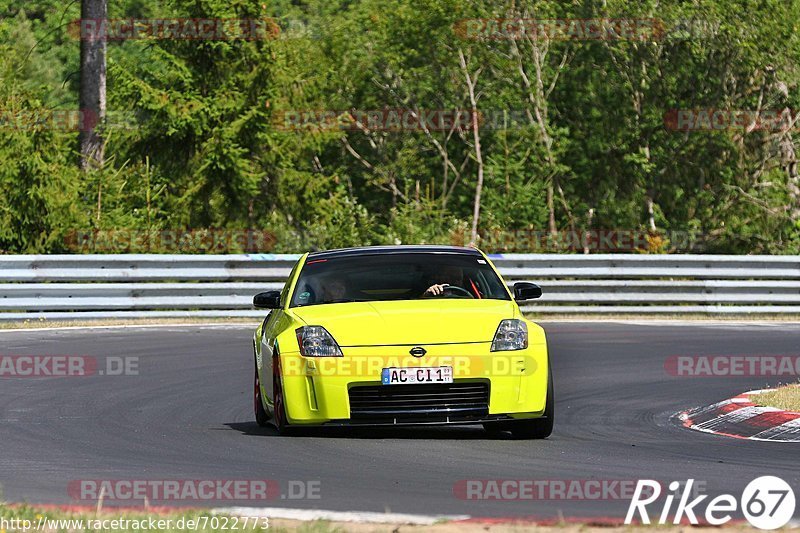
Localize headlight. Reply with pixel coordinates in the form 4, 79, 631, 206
296, 326, 343, 357
491, 319, 528, 351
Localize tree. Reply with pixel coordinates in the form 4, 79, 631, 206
78, 0, 106, 170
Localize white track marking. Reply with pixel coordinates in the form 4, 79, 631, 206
694, 406, 777, 431
212, 506, 469, 525
681, 391, 800, 442
751, 417, 800, 441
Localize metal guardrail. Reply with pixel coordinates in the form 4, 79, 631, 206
1, 254, 799, 320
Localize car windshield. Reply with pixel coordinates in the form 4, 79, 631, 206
290, 252, 510, 307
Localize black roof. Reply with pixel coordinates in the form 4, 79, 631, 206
307, 245, 482, 260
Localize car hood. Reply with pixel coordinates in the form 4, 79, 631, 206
290, 299, 518, 346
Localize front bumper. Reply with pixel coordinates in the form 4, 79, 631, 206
321, 414, 521, 427
278, 342, 549, 425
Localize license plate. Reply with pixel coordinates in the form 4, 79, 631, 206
381, 366, 453, 385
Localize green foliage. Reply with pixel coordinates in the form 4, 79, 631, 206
1, 0, 800, 253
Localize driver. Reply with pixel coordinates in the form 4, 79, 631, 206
321, 277, 348, 302
424, 265, 465, 296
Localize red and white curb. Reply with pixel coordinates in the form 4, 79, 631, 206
678, 390, 800, 442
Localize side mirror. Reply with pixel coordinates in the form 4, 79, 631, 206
253, 290, 282, 309
513, 282, 542, 302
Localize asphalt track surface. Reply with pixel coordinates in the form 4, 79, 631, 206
1, 322, 798, 520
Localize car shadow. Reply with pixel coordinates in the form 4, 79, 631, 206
224, 421, 517, 440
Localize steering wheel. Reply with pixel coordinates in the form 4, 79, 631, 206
441, 284, 475, 298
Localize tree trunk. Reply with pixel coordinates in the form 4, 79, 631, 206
547, 185, 556, 236
79, 0, 107, 171
646, 194, 656, 232
459, 49, 484, 246
583, 208, 595, 254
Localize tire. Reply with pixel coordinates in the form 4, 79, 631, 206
254, 360, 269, 427
272, 355, 293, 435
509, 369, 554, 439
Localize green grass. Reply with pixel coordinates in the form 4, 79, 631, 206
754, 384, 800, 412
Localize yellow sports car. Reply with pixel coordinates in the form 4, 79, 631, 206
252, 245, 553, 438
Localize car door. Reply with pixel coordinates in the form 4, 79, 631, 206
258, 309, 280, 403
258, 254, 305, 404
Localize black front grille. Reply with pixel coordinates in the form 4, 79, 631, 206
348, 382, 489, 422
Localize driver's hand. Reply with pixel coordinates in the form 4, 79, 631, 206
424, 284, 448, 296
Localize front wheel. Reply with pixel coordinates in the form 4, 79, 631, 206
509, 369, 554, 439
272, 356, 293, 435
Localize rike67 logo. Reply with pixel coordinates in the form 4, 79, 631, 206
626, 477, 795, 529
